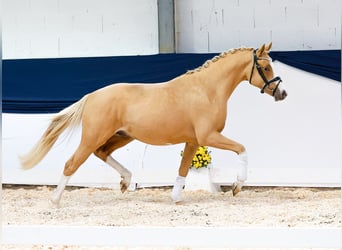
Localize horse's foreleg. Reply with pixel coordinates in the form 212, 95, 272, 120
94, 134, 134, 193
232, 150, 248, 196
171, 142, 198, 203
198, 131, 248, 196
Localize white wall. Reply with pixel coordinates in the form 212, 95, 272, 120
175, 0, 341, 52
3, 62, 341, 187
3, 0, 341, 59
2, 0, 159, 59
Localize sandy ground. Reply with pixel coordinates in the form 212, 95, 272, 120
2, 185, 341, 249
2, 185, 341, 227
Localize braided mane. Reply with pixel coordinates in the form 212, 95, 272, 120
186, 47, 253, 74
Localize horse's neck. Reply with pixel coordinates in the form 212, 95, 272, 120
196, 51, 251, 101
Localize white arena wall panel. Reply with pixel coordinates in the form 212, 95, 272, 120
2, 0, 159, 59
175, 0, 341, 52
3, 62, 341, 187
3, 0, 341, 59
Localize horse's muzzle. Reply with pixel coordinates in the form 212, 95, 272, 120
274, 89, 288, 101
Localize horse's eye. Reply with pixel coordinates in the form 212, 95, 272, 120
264, 66, 270, 71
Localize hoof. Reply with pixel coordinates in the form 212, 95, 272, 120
50, 197, 61, 208
175, 201, 184, 205
171, 175, 185, 203
171, 188, 184, 203
171, 186, 184, 203
171, 192, 182, 203
232, 181, 243, 196
50, 201, 61, 208
120, 180, 128, 193
120, 175, 131, 193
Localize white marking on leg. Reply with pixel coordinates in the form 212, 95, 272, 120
237, 150, 248, 181
171, 175, 186, 203
106, 156, 131, 177
233, 150, 248, 196
106, 156, 131, 192
51, 174, 70, 205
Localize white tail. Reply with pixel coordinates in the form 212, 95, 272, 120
20, 95, 89, 169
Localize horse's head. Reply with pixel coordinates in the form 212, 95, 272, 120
249, 43, 287, 101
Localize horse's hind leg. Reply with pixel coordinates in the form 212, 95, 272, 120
51, 144, 93, 205
94, 133, 134, 192
51, 175, 70, 205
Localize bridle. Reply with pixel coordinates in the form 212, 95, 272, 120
249, 49, 282, 96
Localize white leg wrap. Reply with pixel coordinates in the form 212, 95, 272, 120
171, 176, 186, 203
237, 151, 248, 181
51, 175, 70, 205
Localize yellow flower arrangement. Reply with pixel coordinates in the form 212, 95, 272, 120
181, 146, 212, 169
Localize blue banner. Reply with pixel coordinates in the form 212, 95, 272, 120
3, 50, 340, 113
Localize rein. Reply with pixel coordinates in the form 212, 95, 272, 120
249, 49, 282, 96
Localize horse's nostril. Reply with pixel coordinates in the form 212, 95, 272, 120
282, 90, 288, 99
275, 90, 287, 102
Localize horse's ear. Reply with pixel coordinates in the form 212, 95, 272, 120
265, 42, 272, 52
256, 44, 266, 57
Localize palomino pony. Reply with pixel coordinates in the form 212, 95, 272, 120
21, 43, 287, 205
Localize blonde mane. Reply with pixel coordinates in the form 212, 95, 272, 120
186, 47, 253, 74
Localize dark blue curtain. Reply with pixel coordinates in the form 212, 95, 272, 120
3, 50, 340, 113
270, 50, 341, 82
